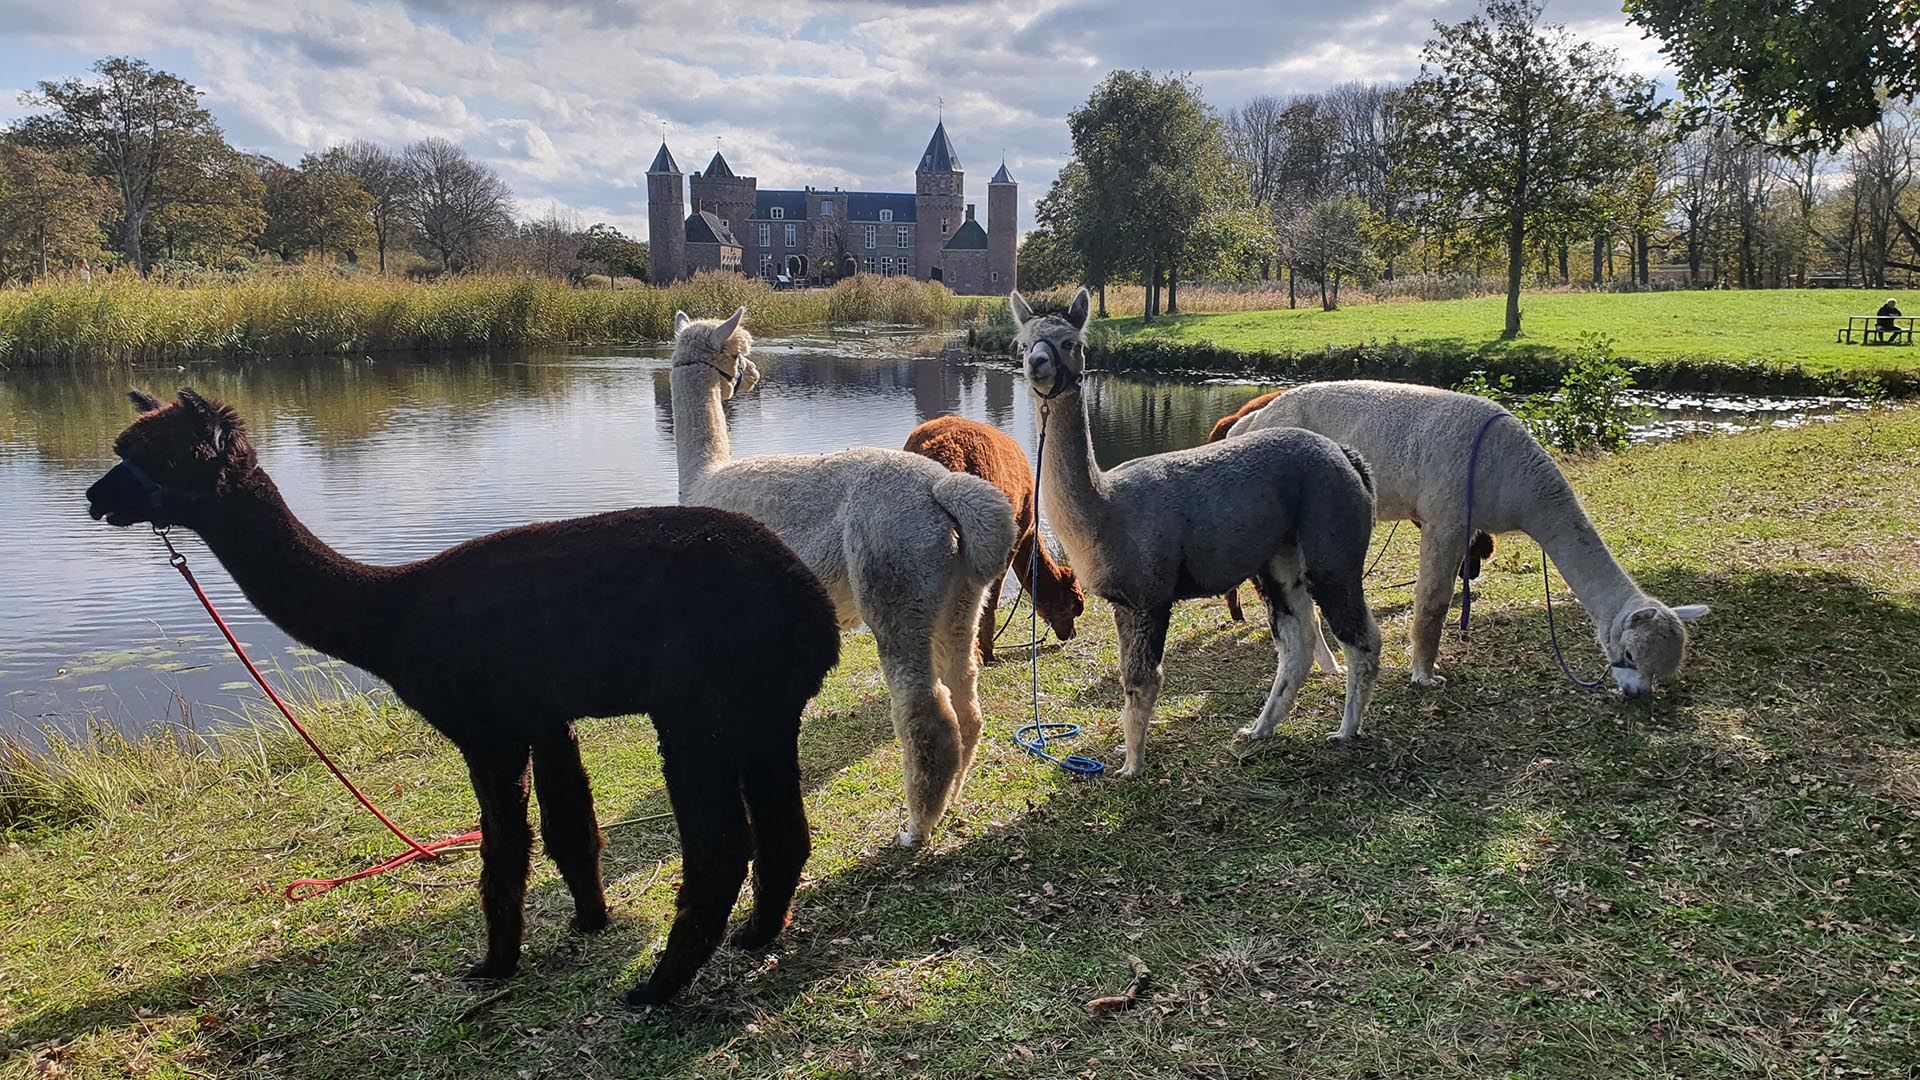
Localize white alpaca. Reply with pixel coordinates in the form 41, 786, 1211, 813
1228, 380, 1708, 694
1013, 290, 1383, 778
668, 309, 1018, 845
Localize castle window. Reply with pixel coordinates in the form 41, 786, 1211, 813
865, 225, 877, 250
879, 209, 893, 223
863, 257, 874, 274
784, 224, 797, 248
880, 256, 894, 276
758, 223, 769, 247
897, 226, 910, 248
761, 254, 774, 278
770, 206, 785, 220
941, 217, 950, 236
991, 271, 999, 283
821, 200, 834, 217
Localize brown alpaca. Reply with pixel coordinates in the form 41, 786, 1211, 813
86, 390, 840, 1008
1210, 389, 1495, 623
904, 416, 1084, 662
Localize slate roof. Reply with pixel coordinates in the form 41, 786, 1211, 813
648, 142, 680, 174
702, 151, 736, 179
917, 121, 960, 173
943, 218, 989, 251
990, 160, 1014, 184
754, 190, 809, 221
685, 210, 739, 246
750, 190, 918, 223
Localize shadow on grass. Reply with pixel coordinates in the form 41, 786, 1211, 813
8, 569, 1918, 1075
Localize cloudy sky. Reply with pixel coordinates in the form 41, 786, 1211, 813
1, 0, 1672, 242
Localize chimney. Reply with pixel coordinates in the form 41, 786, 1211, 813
965, 203, 976, 221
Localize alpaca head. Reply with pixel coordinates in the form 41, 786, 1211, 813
671, 307, 760, 398
87, 389, 256, 529
1036, 560, 1085, 642
1605, 601, 1710, 696
1008, 288, 1090, 400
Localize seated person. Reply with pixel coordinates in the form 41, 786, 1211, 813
1877, 297, 1905, 342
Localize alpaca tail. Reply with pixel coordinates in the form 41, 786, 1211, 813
1338, 444, 1375, 499
931, 471, 1018, 591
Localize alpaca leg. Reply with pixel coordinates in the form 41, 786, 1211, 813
465, 745, 534, 980
934, 594, 987, 798
1224, 586, 1245, 623
1309, 605, 1344, 676
623, 726, 752, 1008
531, 726, 608, 934
1410, 527, 1467, 687
1113, 604, 1171, 779
729, 738, 811, 951
876, 630, 961, 847
975, 574, 1003, 664
1313, 572, 1384, 742
1238, 567, 1314, 743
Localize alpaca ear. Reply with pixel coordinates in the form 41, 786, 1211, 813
1009, 291, 1033, 328
673, 310, 691, 334
1672, 604, 1710, 624
176, 387, 237, 454
128, 390, 162, 413
1628, 607, 1657, 628
711, 306, 745, 346
1067, 287, 1091, 330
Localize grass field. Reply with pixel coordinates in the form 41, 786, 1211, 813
1114, 290, 1916, 376
5, 410, 1920, 1078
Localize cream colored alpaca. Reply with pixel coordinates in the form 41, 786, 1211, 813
669, 309, 1017, 845
1229, 379, 1708, 694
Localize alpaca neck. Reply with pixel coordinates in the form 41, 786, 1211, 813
1027, 534, 1078, 618
671, 366, 733, 499
1036, 392, 1113, 536
193, 469, 405, 675
1530, 490, 1642, 627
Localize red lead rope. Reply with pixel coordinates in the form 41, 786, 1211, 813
155, 528, 481, 900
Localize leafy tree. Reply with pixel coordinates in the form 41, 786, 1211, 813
576, 223, 648, 287
257, 153, 373, 262
1625, 0, 1920, 152
144, 142, 265, 266
1394, 1, 1652, 338
0, 143, 114, 281
403, 137, 513, 272
14, 57, 241, 273
1033, 161, 1118, 315
334, 140, 414, 273
1284, 195, 1371, 310
1014, 227, 1080, 291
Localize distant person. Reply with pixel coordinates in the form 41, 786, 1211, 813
78, 257, 92, 283
1877, 297, 1903, 343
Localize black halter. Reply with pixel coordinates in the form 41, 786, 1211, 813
115, 457, 219, 528
1027, 336, 1081, 400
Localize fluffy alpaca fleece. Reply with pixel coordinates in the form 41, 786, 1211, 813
1227, 379, 1708, 693
903, 416, 1085, 662
1208, 389, 1494, 629
669, 309, 1018, 845
86, 391, 840, 1008
1011, 289, 1383, 777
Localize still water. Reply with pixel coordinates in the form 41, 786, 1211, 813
0, 330, 1863, 737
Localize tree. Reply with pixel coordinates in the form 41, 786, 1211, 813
0, 143, 113, 281
257, 152, 373, 262
14, 57, 240, 273
144, 142, 265, 266
1625, 0, 1920, 152
335, 140, 414, 273
403, 137, 513, 272
1033, 161, 1118, 315
1014, 227, 1080, 290
1394, 1, 1652, 338
576, 222, 648, 287
1284, 196, 1371, 310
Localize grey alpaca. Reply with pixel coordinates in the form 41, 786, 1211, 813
1228, 379, 1708, 693
1012, 289, 1383, 777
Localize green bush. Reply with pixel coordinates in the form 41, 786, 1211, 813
1514, 333, 1642, 453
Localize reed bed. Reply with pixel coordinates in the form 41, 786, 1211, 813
0, 272, 993, 366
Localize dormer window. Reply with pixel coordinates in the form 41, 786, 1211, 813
879, 209, 893, 222
770, 206, 785, 220
821, 200, 834, 217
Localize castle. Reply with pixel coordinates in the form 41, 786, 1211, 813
646, 121, 1016, 295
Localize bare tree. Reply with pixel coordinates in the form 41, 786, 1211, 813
336, 140, 414, 274
403, 137, 513, 272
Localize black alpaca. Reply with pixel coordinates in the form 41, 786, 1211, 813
85, 390, 840, 1007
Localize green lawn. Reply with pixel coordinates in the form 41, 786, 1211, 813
5, 411, 1920, 1078
1115, 289, 1917, 375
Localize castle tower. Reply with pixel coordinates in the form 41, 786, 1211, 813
914, 120, 964, 284
646, 141, 685, 284
988, 159, 1017, 292
689, 151, 757, 264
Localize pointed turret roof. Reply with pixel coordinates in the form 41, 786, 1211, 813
990, 159, 1014, 184
917, 121, 961, 173
703, 151, 736, 179
648, 142, 680, 174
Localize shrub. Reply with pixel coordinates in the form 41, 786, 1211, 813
1512, 333, 1643, 454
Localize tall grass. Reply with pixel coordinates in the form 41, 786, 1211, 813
0, 271, 992, 366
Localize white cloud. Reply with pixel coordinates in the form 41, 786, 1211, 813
0, 0, 1672, 241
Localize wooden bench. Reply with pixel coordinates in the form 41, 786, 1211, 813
1838, 314, 1918, 344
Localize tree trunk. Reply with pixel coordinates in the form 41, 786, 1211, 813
121, 210, 146, 275
1558, 241, 1569, 285
1592, 232, 1605, 285
37, 224, 47, 280
1330, 269, 1341, 310
1097, 280, 1108, 318
1167, 261, 1178, 315
1503, 202, 1525, 339
1287, 265, 1296, 309
1636, 231, 1650, 285
1143, 256, 1159, 323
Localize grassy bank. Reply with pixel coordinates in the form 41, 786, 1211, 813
976, 289, 1920, 395
0, 273, 990, 367
6, 411, 1920, 1077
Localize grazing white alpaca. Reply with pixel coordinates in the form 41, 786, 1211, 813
669, 308, 1018, 844
1012, 290, 1383, 777
1228, 380, 1708, 694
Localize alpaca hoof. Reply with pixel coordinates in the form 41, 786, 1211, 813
570, 908, 610, 935
1233, 724, 1268, 744
1316, 663, 1346, 677
1326, 730, 1357, 744
729, 920, 785, 951
621, 981, 675, 1009
1113, 759, 1144, 779
896, 828, 921, 848
465, 957, 516, 981
1412, 671, 1446, 689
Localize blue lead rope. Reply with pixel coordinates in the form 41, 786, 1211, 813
1014, 395, 1103, 776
